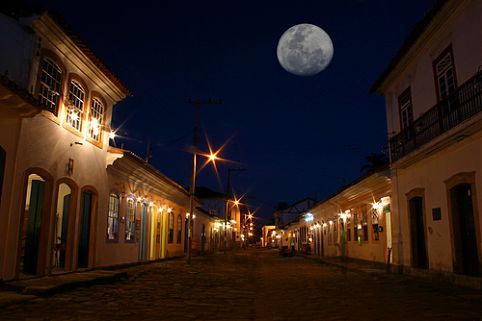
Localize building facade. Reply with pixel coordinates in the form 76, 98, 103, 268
284, 172, 392, 263
0, 6, 215, 281
372, 0, 482, 276
0, 7, 130, 280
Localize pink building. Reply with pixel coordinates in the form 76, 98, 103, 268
372, 0, 482, 277
0, 6, 129, 280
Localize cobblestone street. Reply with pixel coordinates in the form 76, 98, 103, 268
1, 249, 482, 321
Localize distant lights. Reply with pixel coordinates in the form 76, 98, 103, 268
304, 213, 314, 222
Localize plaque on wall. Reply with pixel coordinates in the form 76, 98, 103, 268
432, 208, 442, 221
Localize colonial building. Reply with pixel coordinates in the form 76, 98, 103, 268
273, 198, 316, 229
105, 149, 193, 265
371, 0, 482, 276
0, 5, 130, 280
0, 5, 213, 281
284, 171, 392, 263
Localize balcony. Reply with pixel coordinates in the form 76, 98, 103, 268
389, 72, 482, 162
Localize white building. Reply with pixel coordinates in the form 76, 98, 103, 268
371, 0, 482, 276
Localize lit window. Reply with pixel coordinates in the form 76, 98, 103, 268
38, 57, 62, 114
371, 207, 380, 241
125, 199, 136, 241
89, 98, 104, 142
168, 212, 174, 243
107, 194, 119, 240
66, 80, 85, 131
177, 215, 182, 244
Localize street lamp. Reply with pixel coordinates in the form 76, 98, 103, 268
187, 150, 220, 264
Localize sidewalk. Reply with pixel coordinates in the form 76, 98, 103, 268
304, 254, 482, 290
0, 269, 127, 308
305, 255, 389, 274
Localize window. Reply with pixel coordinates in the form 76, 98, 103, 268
168, 212, 174, 243
89, 97, 104, 142
328, 224, 332, 245
353, 211, 359, 241
333, 221, 338, 244
125, 199, 135, 241
66, 80, 85, 131
362, 208, 369, 241
107, 194, 119, 240
434, 47, 456, 101
176, 215, 182, 244
371, 207, 380, 241
38, 57, 62, 114
398, 87, 413, 134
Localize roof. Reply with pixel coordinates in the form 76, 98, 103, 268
370, 0, 449, 93
284, 166, 390, 228
0, 2, 132, 97
122, 151, 189, 196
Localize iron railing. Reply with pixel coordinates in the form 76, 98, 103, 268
389, 72, 482, 162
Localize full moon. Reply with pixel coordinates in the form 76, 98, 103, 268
277, 23, 334, 76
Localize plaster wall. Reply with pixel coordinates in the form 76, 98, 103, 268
384, 0, 482, 136
0, 14, 36, 88
391, 131, 482, 272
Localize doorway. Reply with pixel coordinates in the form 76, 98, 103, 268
409, 196, 428, 269
21, 174, 46, 275
52, 183, 72, 271
78, 190, 93, 268
138, 203, 148, 261
450, 184, 479, 275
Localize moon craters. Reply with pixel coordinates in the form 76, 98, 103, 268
277, 23, 334, 76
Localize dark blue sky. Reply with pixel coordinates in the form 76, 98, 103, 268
30, 0, 435, 221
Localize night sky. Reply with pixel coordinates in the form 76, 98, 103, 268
28, 0, 436, 222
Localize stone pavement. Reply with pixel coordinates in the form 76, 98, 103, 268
0, 248, 481, 320
0, 270, 126, 307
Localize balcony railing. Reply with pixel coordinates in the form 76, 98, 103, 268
389, 72, 482, 162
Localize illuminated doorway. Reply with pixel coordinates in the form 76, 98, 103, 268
52, 183, 72, 271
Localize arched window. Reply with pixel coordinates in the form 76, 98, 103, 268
66, 80, 85, 131
89, 97, 104, 142
107, 194, 119, 240
177, 215, 182, 244
168, 212, 174, 243
38, 57, 63, 114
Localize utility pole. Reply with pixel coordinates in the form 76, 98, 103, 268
187, 98, 222, 264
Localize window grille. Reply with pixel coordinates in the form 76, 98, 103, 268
38, 57, 62, 114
